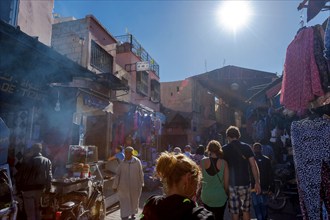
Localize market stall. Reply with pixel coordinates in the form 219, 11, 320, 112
51, 145, 119, 209
281, 3, 330, 219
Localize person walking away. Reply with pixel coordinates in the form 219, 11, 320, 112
112, 146, 144, 220
251, 142, 274, 220
15, 143, 52, 220
222, 126, 261, 220
200, 140, 229, 220
141, 151, 215, 220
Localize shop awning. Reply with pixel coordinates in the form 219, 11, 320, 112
245, 76, 283, 103
0, 20, 129, 98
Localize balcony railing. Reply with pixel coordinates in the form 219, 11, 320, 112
115, 34, 159, 77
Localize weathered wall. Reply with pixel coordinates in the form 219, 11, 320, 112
17, 0, 54, 46
52, 18, 89, 65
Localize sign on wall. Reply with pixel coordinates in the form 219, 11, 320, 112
136, 61, 150, 71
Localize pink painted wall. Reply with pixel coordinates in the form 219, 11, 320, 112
116, 52, 160, 112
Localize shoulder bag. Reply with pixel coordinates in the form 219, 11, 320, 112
209, 158, 223, 185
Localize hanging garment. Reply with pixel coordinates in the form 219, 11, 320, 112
281, 27, 324, 115
306, 0, 327, 22
133, 111, 139, 131
298, 161, 330, 220
313, 25, 330, 92
320, 162, 330, 217
324, 17, 330, 60
291, 117, 330, 220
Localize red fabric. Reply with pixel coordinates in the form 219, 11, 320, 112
281, 27, 324, 114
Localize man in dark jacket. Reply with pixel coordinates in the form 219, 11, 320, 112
251, 142, 274, 220
15, 143, 52, 220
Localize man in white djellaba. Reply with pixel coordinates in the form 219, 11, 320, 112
112, 146, 144, 220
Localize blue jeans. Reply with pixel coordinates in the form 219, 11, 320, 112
251, 192, 268, 220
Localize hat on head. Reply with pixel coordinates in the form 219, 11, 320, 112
125, 146, 134, 152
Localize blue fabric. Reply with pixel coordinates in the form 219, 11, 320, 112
251, 192, 268, 220
116, 152, 125, 161
291, 117, 330, 220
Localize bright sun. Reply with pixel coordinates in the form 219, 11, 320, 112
217, 1, 252, 32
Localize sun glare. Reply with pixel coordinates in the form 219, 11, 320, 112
217, 1, 252, 32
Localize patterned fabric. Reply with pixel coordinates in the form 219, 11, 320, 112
291, 117, 330, 220
298, 162, 330, 220
320, 162, 330, 218
281, 27, 324, 115
324, 17, 330, 60
313, 25, 330, 92
228, 185, 251, 214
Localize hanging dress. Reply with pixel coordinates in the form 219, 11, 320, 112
291, 117, 330, 220
281, 27, 324, 115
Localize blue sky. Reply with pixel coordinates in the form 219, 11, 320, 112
54, 1, 330, 82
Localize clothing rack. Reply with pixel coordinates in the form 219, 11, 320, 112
297, 0, 330, 22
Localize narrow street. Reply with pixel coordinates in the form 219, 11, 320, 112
1, 1, 329, 220
106, 188, 301, 220
106, 188, 161, 220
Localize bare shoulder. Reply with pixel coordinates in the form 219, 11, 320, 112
201, 157, 210, 168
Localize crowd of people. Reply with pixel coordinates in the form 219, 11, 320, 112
13, 125, 276, 220
111, 125, 275, 220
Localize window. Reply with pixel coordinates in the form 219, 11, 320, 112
136, 71, 148, 96
90, 40, 113, 73
151, 79, 160, 102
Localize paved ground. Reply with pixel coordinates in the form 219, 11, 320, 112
106, 188, 158, 220
106, 188, 301, 220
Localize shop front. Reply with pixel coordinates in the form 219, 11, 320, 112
0, 19, 127, 212
112, 102, 163, 163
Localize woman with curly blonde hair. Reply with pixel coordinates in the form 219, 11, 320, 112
141, 152, 214, 220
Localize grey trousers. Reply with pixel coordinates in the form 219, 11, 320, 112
21, 190, 43, 220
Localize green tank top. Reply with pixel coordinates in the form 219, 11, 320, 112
201, 158, 228, 207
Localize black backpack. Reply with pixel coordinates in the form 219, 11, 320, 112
191, 206, 215, 220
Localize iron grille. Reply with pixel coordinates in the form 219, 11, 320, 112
115, 34, 159, 77
90, 40, 113, 73
136, 71, 149, 96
